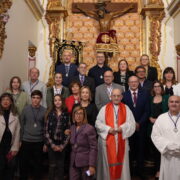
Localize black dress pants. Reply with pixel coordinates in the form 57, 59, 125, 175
48, 147, 66, 180
19, 141, 43, 180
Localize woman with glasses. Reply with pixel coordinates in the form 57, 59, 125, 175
148, 80, 169, 180
0, 93, 20, 180
69, 106, 97, 180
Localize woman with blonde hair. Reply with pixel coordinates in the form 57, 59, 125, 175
74, 86, 98, 126
69, 106, 97, 180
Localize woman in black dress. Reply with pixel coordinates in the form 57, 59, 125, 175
148, 81, 169, 179
74, 86, 98, 127
113, 59, 134, 91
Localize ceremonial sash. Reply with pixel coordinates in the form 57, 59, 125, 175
105, 102, 126, 180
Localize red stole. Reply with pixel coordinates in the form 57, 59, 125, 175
105, 102, 126, 180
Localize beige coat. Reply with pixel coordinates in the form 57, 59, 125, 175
0, 113, 20, 152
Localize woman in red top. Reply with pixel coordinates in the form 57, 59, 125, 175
65, 81, 81, 113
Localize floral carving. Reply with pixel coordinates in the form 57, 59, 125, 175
0, 0, 12, 59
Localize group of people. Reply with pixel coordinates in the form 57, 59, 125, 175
0, 50, 180, 180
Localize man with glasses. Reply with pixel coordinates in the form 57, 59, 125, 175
96, 88, 135, 180
122, 76, 150, 179
88, 52, 111, 87
71, 63, 95, 96
95, 70, 123, 110
135, 66, 152, 93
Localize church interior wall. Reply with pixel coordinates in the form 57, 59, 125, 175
159, 0, 180, 80
0, 0, 179, 95
0, 0, 39, 93
66, 0, 141, 72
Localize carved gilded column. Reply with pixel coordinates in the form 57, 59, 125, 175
0, 0, 12, 59
141, 1, 165, 79
45, 0, 68, 86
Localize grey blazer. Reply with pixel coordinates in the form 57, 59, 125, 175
95, 82, 124, 110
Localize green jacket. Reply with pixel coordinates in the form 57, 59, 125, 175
6, 90, 29, 115
46, 86, 70, 108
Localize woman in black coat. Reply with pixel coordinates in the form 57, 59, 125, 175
113, 59, 134, 91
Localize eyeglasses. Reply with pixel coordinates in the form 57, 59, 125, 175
137, 71, 145, 73
154, 85, 161, 88
97, 56, 104, 59
75, 112, 84, 116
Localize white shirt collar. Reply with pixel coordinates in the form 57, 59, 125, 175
130, 89, 138, 95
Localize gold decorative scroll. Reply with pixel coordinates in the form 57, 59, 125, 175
148, 0, 163, 5
141, 3, 165, 80
149, 10, 165, 80
45, 0, 68, 86
0, 0, 12, 59
176, 44, 180, 56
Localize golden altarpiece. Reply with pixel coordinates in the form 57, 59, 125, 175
45, 0, 165, 86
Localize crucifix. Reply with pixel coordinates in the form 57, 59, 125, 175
72, 1, 138, 33
72, 1, 138, 57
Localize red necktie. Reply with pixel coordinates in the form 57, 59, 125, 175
133, 91, 137, 106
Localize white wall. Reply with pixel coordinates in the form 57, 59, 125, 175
159, 0, 180, 81
0, 0, 38, 93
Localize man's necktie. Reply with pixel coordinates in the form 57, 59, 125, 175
80, 75, 84, 86
65, 66, 69, 76
133, 91, 137, 106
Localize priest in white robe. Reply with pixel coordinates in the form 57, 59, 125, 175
95, 89, 135, 180
151, 95, 180, 180
174, 83, 180, 96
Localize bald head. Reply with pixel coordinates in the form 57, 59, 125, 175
111, 88, 123, 105
104, 70, 114, 85
128, 75, 139, 91
168, 95, 180, 115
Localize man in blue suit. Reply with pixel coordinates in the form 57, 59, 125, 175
122, 75, 150, 179
55, 50, 78, 87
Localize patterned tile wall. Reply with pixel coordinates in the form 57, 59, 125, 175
66, 0, 141, 72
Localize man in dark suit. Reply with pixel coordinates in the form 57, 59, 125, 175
70, 62, 95, 96
122, 76, 150, 179
88, 52, 111, 87
55, 50, 78, 87
140, 54, 158, 82
135, 65, 152, 93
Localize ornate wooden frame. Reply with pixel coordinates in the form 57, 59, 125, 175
0, 0, 12, 59
141, 1, 165, 79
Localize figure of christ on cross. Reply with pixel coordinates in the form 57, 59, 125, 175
75, 2, 134, 33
